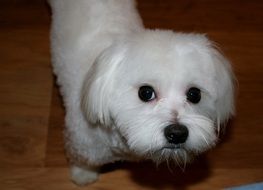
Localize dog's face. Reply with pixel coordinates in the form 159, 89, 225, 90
82, 30, 234, 164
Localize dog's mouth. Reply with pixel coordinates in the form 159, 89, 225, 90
148, 144, 193, 167
162, 143, 184, 150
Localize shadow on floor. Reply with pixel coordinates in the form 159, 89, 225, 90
102, 154, 212, 189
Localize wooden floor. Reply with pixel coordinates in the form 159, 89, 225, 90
0, 0, 263, 189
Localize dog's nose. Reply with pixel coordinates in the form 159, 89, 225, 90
164, 124, 188, 144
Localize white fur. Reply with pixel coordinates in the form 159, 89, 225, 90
49, 0, 234, 185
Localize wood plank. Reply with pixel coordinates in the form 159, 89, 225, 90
138, 0, 263, 32
0, 2, 52, 167
0, 168, 262, 190
45, 83, 67, 167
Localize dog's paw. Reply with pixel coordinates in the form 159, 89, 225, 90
70, 165, 99, 186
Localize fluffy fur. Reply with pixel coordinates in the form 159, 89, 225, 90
49, 0, 234, 185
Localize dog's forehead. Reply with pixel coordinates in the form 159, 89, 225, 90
126, 30, 210, 56
116, 38, 217, 95
123, 42, 214, 82
115, 31, 218, 93
124, 32, 213, 70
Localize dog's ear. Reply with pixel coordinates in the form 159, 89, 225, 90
211, 47, 235, 125
81, 44, 126, 126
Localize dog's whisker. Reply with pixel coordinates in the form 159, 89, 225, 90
173, 152, 184, 171
166, 156, 174, 173
182, 150, 187, 172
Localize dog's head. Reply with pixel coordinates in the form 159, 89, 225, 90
82, 30, 234, 164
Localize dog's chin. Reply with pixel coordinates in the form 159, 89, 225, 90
142, 144, 195, 166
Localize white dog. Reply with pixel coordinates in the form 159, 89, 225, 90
49, 0, 234, 185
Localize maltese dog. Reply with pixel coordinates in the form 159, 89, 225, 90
49, 0, 234, 185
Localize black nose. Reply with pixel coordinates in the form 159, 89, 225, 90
164, 124, 188, 144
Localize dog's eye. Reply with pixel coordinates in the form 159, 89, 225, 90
138, 86, 156, 102
186, 87, 201, 104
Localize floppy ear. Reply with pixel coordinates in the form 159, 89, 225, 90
81, 44, 126, 126
211, 47, 235, 125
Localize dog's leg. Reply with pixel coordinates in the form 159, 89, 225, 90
70, 165, 99, 185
